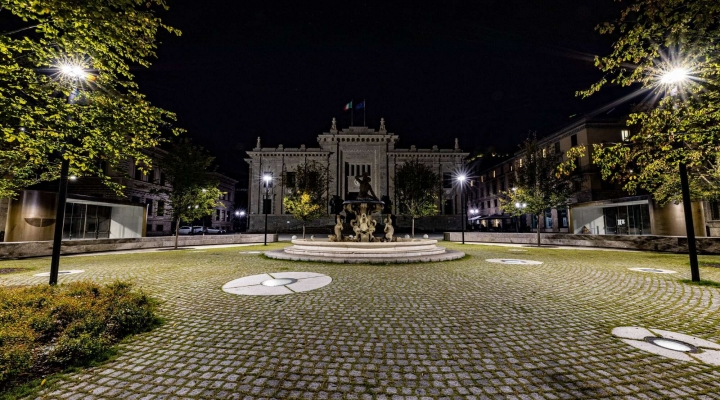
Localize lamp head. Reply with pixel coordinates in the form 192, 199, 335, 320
660, 67, 689, 85
457, 174, 467, 182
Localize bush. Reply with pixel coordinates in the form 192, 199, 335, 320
0, 281, 160, 391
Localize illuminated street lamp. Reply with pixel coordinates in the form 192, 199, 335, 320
658, 66, 700, 281
457, 175, 467, 244
48, 60, 89, 286
263, 174, 273, 245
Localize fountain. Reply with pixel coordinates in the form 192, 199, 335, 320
265, 173, 464, 263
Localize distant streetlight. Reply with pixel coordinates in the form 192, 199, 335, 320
457, 175, 467, 244
48, 59, 89, 286
263, 175, 273, 245
657, 65, 699, 281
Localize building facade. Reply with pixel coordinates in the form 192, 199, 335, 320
2, 148, 238, 242
245, 118, 469, 232
469, 116, 708, 237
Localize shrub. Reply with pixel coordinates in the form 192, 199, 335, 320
0, 281, 160, 392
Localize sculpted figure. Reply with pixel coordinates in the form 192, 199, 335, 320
355, 172, 378, 200
333, 215, 343, 241
331, 117, 337, 131
384, 214, 394, 242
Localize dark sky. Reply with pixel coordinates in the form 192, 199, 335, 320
134, 0, 629, 182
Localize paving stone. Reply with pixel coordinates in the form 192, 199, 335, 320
5, 243, 720, 398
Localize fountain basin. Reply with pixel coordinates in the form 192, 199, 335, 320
265, 238, 465, 264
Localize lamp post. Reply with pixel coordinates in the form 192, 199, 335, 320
659, 67, 700, 282
457, 175, 467, 244
234, 210, 246, 233
263, 175, 272, 245
49, 61, 89, 285
515, 202, 527, 233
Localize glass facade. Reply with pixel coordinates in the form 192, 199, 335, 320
573, 201, 651, 236
63, 203, 113, 240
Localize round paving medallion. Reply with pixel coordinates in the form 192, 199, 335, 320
34, 270, 84, 277
628, 267, 677, 274
485, 259, 543, 265
612, 326, 720, 365
222, 272, 331, 296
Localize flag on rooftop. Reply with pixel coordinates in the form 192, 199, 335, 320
355, 100, 365, 110
343, 100, 353, 111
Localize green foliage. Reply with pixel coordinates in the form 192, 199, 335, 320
0, 281, 160, 392
0, 0, 182, 198
499, 136, 579, 218
283, 192, 323, 223
395, 160, 440, 219
155, 139, 223, 225
283, 161, 331, 224
580, 0, 720, 205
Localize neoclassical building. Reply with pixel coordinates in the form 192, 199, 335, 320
245, 118, 469, 232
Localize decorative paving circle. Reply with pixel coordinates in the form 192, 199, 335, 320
612, 327, 720, 365
485, 259, 543, 265
222, 272, 331, 296
34, 269, 84, 277
628, 267, 677, 274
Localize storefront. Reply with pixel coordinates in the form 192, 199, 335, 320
571, 197, 652, 236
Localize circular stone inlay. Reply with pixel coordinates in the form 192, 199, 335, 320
222, 272, 332, 296
612, 326, 720, 365
646, 337, 698, 353
261, 278, 297, 287
34, 269, 84, 277
485, 259, 543, 265
628, 267, 677, 274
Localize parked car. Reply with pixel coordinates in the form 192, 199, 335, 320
178, 226, 204, 235
204, 227, 226, 234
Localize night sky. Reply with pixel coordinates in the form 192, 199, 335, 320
134, 0, 629, 183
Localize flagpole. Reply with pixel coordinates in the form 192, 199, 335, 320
351, 103, 354, 126
363, 99, 366, 126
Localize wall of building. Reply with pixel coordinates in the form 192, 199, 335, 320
109, 205, 145, 239
651, 200, 706, 237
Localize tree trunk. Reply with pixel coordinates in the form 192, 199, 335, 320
302, 224, 306, 239
412, 218, 415, 238
536, 214, 541, 247
174, 219, 180, 249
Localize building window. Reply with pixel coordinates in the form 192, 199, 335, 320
487, 201, 490, 208
481, 202, 484, 210
571, 134, 578, 147
554, 141, 561, 155
286, 172, 296, 187
711, 201, 720, 220
222, 210, 226, 222
545, 209, 553, 228
558, 208, 568, 228
442, 173, 453, 189
621, 130, 630, 141
216, 209, 220, 221
157, 200, 165, 216
146, 224, 151, 232
145, 199, 153, 216
134, 167, 142, 180
542, 148, 547, 158
494, 199, 498, 208
518, 158, 523, 168
160, 172, 166, 186
492, 170, 496, 178
500, 180, 505, 192
156, 224, 164, 231
131, 196, 140, 204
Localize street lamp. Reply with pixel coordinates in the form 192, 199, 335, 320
658, 66, 700, 281
263, 174, 272, 245
457, 175, 467, 244
48, 60, 89, 286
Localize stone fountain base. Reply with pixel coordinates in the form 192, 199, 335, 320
265, 238, 465, 264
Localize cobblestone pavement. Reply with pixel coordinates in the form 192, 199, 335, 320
3, 243, 720, 399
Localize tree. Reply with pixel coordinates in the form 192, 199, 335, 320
0, 0, 181, 198
282, 161, 331, 238
395, 160, 440, 238
499, 136, 582, 246
579, 0, 720, 205
154, 139, 223, 249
